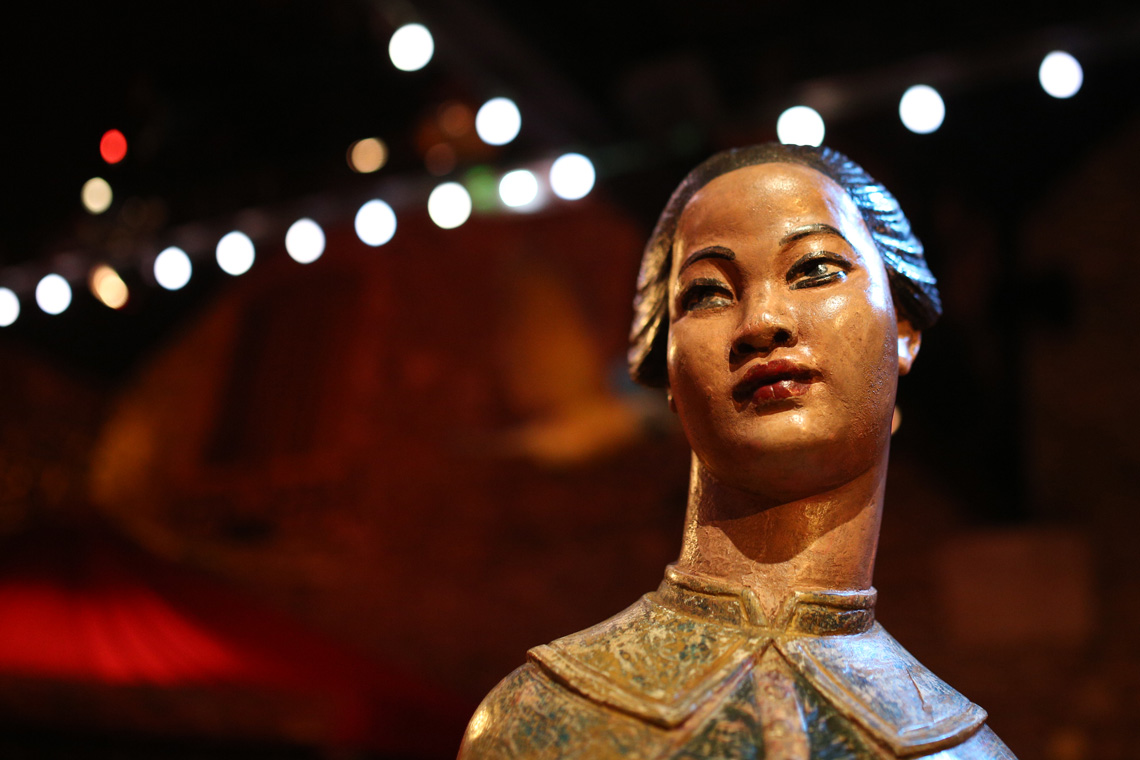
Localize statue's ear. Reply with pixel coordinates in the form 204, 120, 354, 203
897, 318, 921, 376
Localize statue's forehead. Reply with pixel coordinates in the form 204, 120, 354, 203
673, 163, 871, 257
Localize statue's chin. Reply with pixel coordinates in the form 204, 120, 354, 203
692, 431, 889, 507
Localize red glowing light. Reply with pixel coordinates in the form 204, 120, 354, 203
99, 129, 128, 164
0, 529, 472, 751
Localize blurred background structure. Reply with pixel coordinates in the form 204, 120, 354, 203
2, 1, 1140, 758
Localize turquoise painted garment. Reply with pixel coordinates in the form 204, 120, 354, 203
459, 566, 1016, 759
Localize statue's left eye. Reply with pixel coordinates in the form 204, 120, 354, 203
789, 254, 849, 289
804, 261, 831, 278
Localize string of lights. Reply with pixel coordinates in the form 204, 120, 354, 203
0, 21, 1089, 329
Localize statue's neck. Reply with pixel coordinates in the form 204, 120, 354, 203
675, 452, 887, 622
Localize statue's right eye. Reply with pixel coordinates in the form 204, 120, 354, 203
681, 279, 733, 311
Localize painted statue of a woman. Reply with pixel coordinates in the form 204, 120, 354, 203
459, 144, 1016, 759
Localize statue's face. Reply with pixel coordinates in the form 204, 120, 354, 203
666, 163, 920, 500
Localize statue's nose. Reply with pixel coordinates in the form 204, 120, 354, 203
729, 291, 797, 363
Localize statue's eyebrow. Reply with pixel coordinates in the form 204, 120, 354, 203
678, 245, 735, 274
780, 223, 850, 247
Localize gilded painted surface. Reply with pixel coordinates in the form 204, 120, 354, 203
462, 147, 1017, 759
459, 567, 1016, 759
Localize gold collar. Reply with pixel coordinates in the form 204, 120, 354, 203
653, 564, 876, 636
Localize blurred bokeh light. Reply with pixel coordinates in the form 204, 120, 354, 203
549, 153, 595, 201
81, 177, 113, 214
347, 137, 388, 173
0, 287, 19, 326
354, 200, 397, 246
425, 143, 458, 175
475, 97, 521, 146
285, 218, 326, 263
439, 102, 474, 138
154, 247, 192, 291
89, 264, 129, 309
215, 231, 255, 276
388, 23, 434, 72
776, 106, 826, 147
35, 274, 72, 315
899, 85, 946, 134
99, 129, 128, 164
499, 169, 539, 208
427, 182, 472, 229
1039, 51, 1083, 99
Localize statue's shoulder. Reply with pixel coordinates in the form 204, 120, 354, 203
530, 592, 753, 726
783, 622, 1008, 757
458, 596, 1018, 759
457, 660, 668, 759
457, 594, 749, 759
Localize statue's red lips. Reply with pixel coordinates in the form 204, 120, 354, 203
733, 359, 818, 404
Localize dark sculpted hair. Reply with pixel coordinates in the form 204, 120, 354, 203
628, 143, 943, 388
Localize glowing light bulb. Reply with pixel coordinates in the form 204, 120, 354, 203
899, 85, 945, 134
389, 23, 434, 72
1039, 51, 1083, 99
81, 177, 113, 214
499, 170, 539, 208
550, 153, 596, 200
427, 182, 472, 229
285, 219, 325, 263
216, 231, 255, 275
154, 247, 192, 290
776, 106, 825, 147
348, 137, 388, 173
89, 264, 129, 309
475, 97, 521, 146
36, 274, 72, 315
354, 200, 397, 247
0, 288, 19, 326
100, 129, 128, 164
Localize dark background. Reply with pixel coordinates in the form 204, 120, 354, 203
2, 2, 1139, 758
